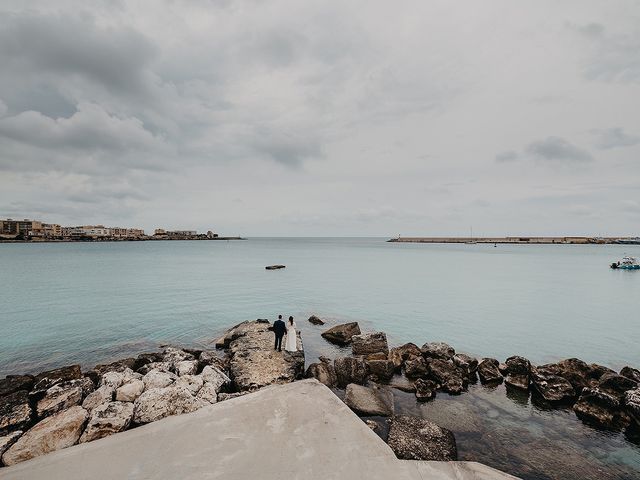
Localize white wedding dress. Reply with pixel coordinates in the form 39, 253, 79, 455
284, 322, 297, 351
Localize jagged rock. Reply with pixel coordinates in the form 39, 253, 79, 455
82, 385, 115, 412
620, 366, 640, 383
343, 384, 394, 416
115, 379, 145, 402
136, 361, 173, 375
91, 358, 136, 378
404, 356, 428, 379
589, 363, 616, 380
0, 376, 34, 398
142, 370, 177, 390
321, 322, 361, 345
503, 356, 531, 390
100, 368, 139, 390
162, 347, 195, 364
598, 373, 638, 399
425, 359, 466, 394
388, 343, 422, 372
366, 352, 387, 361
538, 358, 603, 391
625, 388, 640, 425
2, 406, 88, 466
351, 332, 389, 356
0, 431, 22, 460
498, 363, 508, 375
367, 360, 395, 382
388, 375, 417, 393
30, 365, 82, 399
198, 350, 227, 371
132, 386, 205, 424
334, 357, 367, 388
505, 374, 529, 390
0, 391, 32, 434
308, 315, 325, 325
217, 392, 250, 402
421, 342, 455, 360
531, 367, 575, 403
318, 356, 332, 364
228, 321, 304, 391
132, 352, 164, 371
364, 419, 378, 431
452, 354, 478, 378
201, 365, 231, 393
387, 415, 457, 461
195, 383, 218, 404
477, 358, 503, 384
573, 387, 629, 429
174, 375, 204, 396
36, 380, 89, 419
175, 360, 199, 377
415, 379, 437, 402
79, 401, 134, 443
305, 362, 337, 387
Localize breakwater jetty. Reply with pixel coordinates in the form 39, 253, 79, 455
388, 236, 640, 245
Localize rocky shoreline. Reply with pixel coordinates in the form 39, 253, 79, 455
1, 318, 639, 470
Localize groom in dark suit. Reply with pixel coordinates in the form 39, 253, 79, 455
273, 315, 286, 351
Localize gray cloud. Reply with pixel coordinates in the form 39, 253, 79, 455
592, 127, 640, 149
524, 137, 593, 163
495, 151, 519, 163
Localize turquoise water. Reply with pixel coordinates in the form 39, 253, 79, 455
1, 238, 639, 376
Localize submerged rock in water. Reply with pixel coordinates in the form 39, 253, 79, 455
2, 406, 88, 466
351, 332, 389, 356
421, 342, 455, 360
366, 359, 395, 382
343, 383, 394, 416
305, 362, 337, 387
598, 373, 638, 399
414, 378, 437, 402
79, 401, 134, 443
334, 356, 367, 388
425, 358, 466, 394
321, 322, 361, 345
0, 391, 32, 435
387, 415, 457, 461
452, 354, 478, 379
477, 358, 504, 384
388, 343, 422, 372
404, 356, 429, 379
388, 374, 417, 393
307, 315, 325, 325
531, 367, 575, 403
573, 387, 630, 430
227, 321, 304, 391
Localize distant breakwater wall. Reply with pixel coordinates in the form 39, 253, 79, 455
388, 236, 639, 245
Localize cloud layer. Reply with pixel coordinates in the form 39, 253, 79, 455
1, 1, 639, 235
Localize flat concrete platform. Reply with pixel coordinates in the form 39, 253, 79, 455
0, 379, 517, 479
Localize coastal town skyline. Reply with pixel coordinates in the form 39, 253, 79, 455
0, 1, 639, 237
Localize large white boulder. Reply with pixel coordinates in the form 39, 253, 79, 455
132, 386, 206, 424
82, 385, 114, 412
79, 401, 134, 443
115, 379, 145, 402
142, 370, 177, 390
175, 360, 199, 377
174, 375, 204, 396
201, 365, 230, 393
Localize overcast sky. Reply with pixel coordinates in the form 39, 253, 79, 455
1, 1, 639, 236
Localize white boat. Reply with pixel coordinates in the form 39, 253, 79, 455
610, 256, 640, 270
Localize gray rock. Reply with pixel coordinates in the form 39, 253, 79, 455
624, 388, 640, 425
198, 350, 227, 371
82, 385, 115, 412
201, 365, 231, 393
174, 360, 199, 377
79, 401, 134, 443
0, 391, 32, 435
0, 431, 22, 461
477, 358, 504, 384
388, 343, 422, 372
573, 387, 629, 430
404, 356, 428, 379
195, 383, 218, 404
321, 322, 361, 345
421, 342, 455, 360
425, 358, 465, 390
308, 315, 325, 325
100, 370, 128, 390
132, 352, 164, 372
505, 374, 530, 390
598, 373, 638, 399
505, 356, 531, 375
30, 365, 83, 398
388, 375, 417, 393
334, 356, 368, 388
387, 415, 457, 461
0, 376, 34, 398
132, 386, 206, 424
174, 375, 204, 396
343, 384, 394, 416
115, 379, 145, 402
36, 380, 85, 419
217, 392, 250, 402
620, 366, 640, 384
452, 354, 478, 377
162, 347, 195, 364
366, 359, 395, 382
142, 370, 177, 390
351, 332, 389, 356
538, 358, 599, 392
136, 361, 173, 376
531, 367, 575, 403
305, 362, 337, 387
2, 406, 88, 466
415, 378, 437, 402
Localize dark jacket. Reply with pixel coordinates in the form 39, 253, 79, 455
273, 319, 286, 336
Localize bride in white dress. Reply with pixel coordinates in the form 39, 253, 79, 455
284, 316, 297, 352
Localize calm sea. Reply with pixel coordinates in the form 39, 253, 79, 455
1, 238, 639, 479
1, 238, 638, 375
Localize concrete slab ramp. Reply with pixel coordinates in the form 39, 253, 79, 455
0, 379, 517, 480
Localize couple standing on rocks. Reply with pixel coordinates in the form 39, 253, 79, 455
272, 315, 298, 352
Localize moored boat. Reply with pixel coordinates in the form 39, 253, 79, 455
610, 256, 640, 270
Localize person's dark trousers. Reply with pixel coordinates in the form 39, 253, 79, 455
274, 334, 283, 351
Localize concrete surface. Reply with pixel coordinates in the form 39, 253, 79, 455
0, 379, 518, 480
